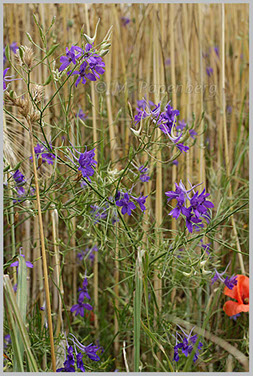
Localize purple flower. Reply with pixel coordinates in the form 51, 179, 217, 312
159, 103, 180, 135
84, 344, 101, 361
90, 203, 109, 223
230, 313, 241, 321
12, 169, 26, 186
70, 298, 93, 317
173, 326, 202, 363
83, 245, 98, 263
78, 277, 91, 301
121, 16, 130, 26
139, 165, 150, 182
87, 53, 105, 79
211, 263, 238, 290
76, 108, 88, 121
172, 160, 179, 166
176, 120, 187, 132
76, 353, 85, 372
165, 58, 171, 66
133, 194, 148, 212
214, 46, 219, 57
189, 129, 197, 139
30, 143, 56, 165
166, 181, 213, 233
4, 334, 11, 350
10, 42, 19, 54
134, 100, 160, 125
72, 61, 96, 86
200, 239, 211, 255
10, 248, 33, 271
68, 333, 104, 362
116, 192, 136, 215
77, 250, 85, 262
68, 145, 97, 181
206, 67, 213, 77
175, 143, 189, 153
59, 46, 83, 72
56, 346, 75, 372
190, 189, 214, 218
227, 105, 232, 114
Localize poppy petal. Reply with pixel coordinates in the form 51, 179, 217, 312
223, 300, 249, 316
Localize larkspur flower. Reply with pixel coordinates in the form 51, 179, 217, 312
84, 245, 99, 262
172, 159, 179, 166
176, 120, 187, 132
134, 100, 160, 125
211, 263, 238, 290
72, 61, 96, 87
78, 277, 91, 301
70, 297, 93, 317
116, 192, 136, 215
121, 16, 130, 26
229, 313, 241, 321
133, 194, 148, 212
10, 42, 19, 54
139, 165, 150, 182
189, 189, 214, 218
10, 248, 33, 271
68, 333, 104, 362
31, 143, 56, 165
4, 335, 11, 350
86, 53, 105, 80
12, 169, 26, 186
200, 239, 211, 255
68, 145, 97, 181
90, 203, 109, 223
214, 46, 219, 57
173, 326, 203, 363
76, 352, 85, 372
223, 275, 249, 317
56, 346, 75, 372
76, 108, 88, 121
59, 46, 83, 72
189, 129, 197, 139
165, 181, 213, 233
206, 66, 213, 77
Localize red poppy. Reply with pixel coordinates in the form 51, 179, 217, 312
223, 275, 249, 316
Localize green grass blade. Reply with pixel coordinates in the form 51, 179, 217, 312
134, 249, 144, 372
3, 275, 39, 372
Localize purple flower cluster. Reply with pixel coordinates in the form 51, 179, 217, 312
138, 165, 150, 182
115, 191, 148, 216
30, 143, 56, 166
77, 245, 99, 263
134, 99, 190, 153
90, 202, 118, 225
173, 326, 203, 363
68, 145, 97, 181
211, 263, 238, 290
165, 181, 214, 233
70, 276, 93, 317
56, 334, 104, 371
59, 43, 105, 87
